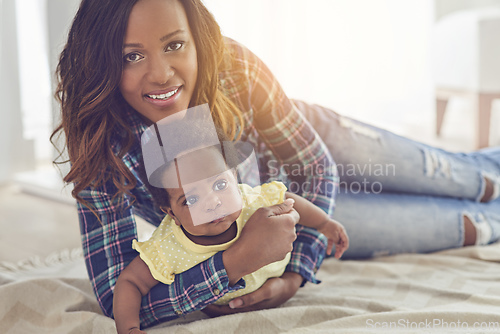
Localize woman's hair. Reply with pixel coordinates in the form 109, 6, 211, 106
51, 0, 244, 208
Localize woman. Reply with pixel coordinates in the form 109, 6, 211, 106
52, 0, 500, 329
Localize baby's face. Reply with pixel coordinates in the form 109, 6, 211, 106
167, 168, 242, 237
165, 146, 243, 237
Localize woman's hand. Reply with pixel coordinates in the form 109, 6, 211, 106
222, 198, 300, 285
202, 272, 303, 317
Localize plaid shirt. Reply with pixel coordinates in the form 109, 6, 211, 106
77, 38, 338, 328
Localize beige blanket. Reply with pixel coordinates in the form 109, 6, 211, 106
1, 244, 500, 334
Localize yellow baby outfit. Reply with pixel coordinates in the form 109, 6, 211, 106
132, 181, 290, 305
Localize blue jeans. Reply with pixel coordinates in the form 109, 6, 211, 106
294, 100, 500, 259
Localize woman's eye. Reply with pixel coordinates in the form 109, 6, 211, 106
165, 41, 183, 52
123, 53, 143, 63
185, 196, 198, 206
214, 179, 228, 191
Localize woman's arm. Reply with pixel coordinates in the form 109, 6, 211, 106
202, 271, 303, 316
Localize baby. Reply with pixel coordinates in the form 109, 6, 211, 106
113, 144, 349, 334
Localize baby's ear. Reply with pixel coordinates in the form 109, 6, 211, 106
172, 216, 181, 226
164, 207, 181, 226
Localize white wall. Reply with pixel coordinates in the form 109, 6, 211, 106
0, 0, 78, 185
46, 0, 80, 126
0, 0, 34, 184
46, 0, 79, 177
203, 0, 434, 131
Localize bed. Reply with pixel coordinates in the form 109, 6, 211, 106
1, 242, 500, 334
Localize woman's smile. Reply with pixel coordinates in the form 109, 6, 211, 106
144, 86, 182, 108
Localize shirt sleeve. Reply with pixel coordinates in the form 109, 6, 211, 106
77, 180, 245, 328
225, 39, 336, 284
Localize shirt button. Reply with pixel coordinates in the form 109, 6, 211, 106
176, 310, 182, 315
213, 288, 220, 295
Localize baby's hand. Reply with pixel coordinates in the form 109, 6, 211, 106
317, 219, 349, 258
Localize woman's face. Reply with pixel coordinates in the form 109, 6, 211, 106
120, 0, 198, 122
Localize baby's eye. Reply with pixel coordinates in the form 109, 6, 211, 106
123, 52, 143, 63
165, 41, 184, 52
184, 195, 198, 206
214, 179, 228, 191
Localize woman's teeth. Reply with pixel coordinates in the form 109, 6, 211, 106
147, 88, 179, 100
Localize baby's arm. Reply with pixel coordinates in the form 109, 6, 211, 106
113, 256, 160, 334
285, 192, 349, 258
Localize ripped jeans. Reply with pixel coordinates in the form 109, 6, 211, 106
295, 100, 500, 259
